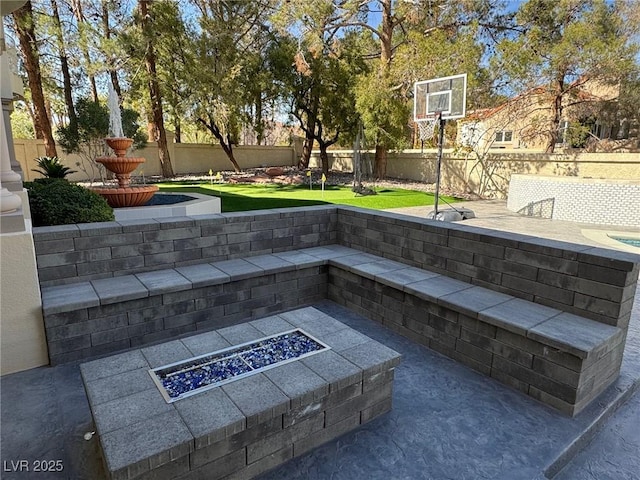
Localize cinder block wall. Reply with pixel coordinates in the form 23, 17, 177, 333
33, 206, 338, 287
336, 207, 639, 328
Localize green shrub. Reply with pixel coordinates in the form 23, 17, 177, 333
32, 156, 77, 178
26, 179, 115, 226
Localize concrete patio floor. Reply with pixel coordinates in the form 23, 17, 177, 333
1, 200, 639, 479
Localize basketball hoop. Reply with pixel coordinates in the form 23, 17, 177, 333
414, 74, 468, 218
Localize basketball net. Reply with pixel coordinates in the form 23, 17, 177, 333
416, 116, 438, 142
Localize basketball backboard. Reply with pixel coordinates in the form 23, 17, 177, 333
414, 73, 467, 121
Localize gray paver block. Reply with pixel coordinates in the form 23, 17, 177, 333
273, 250, 324, 268
247, 411, 324, 464
479, 298, 562, 335
93, 388, 173, 434
301, 350, 362, 391
80, 350, 149, 382
245, 254, 296, 274
175, 263, 230, 288
41, 282, 100, 315
174, 388, 245, 449
279, 307, 348, 338
85, 367, 156, 406
340, 341, 402, 374
214, 258, 264, 281
141, 340, 193, 368
249, 315, 295, 335
302, 245, 359, 260
321, 328, 371, 352
181, 330, 232, 356
100, 410, 193, 476
374, 266, 440, 289
218, 323, 264, 345
528, 313, 623, 359
135, 270, 192, 295
221, 374, 289, 426
91, 276, 149, 305
263, 361, 329, 407
438, 286, 512, 319
329, 252, 382, 269
405, 275, 473, 301
354, 259, 407, 280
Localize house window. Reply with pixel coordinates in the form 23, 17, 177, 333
495, 131, 513, 142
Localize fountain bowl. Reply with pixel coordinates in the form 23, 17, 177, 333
95, 156, 145, 175
91, 185, 159, 208
105, 137, 133, 157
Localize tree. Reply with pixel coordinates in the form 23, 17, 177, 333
134, 0, 174, 177
345, 0, 508, 178
494, 0, 639, 152
69, 0, 99, 103
48, 0, 77, 131
179, 0, 275, 171
12, 1, 58, 157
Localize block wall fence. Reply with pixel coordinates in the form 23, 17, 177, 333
13, 138, 640, 200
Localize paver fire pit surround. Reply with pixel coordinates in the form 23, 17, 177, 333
80, 307, 402, 480
150, 329, 330, 402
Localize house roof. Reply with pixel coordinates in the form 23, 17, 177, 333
463, 78, 615, 123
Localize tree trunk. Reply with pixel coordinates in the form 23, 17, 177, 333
255, 94, 264, 145
102, 0, 122, 98
174, 117, 181, 143
197, 118, 241, 172
70, 0, 99, 103
373, 0, 395, 179
13, 1, 57, 157
139, 0, 174, 178
298, 93, 319, 169
299, 134, 314, 169
545, 79, 564, 153
319, 146, 329, 176
51, 0, 76, 129
373, 144, 387, 179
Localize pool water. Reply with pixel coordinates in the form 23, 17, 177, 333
611, 237, 640, 248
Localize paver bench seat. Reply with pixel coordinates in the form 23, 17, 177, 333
80, 307, 401, 480
42, 245, 624, 415
327, 254, 624, 415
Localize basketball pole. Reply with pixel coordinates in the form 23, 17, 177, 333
433, 112, 444, 217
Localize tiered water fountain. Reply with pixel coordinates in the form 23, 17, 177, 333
91, 85, 158, 208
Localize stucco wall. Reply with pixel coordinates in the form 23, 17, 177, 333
13, 138, 640, 200
310, 150, 640, 199
13, 138, 296, 182
507, 174, 640, 227
1, 221, 48, 375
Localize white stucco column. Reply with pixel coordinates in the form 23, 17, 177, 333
0, 13, 23, 215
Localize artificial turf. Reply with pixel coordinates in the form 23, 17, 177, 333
156, 182, 459, 213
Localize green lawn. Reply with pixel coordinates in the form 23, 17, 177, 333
156, 182, 459, 213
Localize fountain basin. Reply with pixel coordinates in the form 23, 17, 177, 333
111, 192, 221, 220
91, 185, 159, 208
